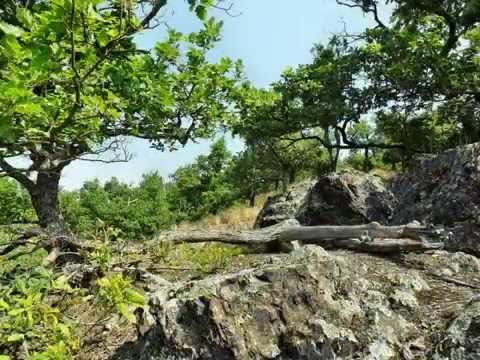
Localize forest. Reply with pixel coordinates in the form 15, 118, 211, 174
0, 0, 479, 359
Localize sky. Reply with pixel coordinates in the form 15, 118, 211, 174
60, 0, 387, 190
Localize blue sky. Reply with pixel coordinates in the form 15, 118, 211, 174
61, 0, 386, 190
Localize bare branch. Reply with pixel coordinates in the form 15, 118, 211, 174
336, 0, 386, 29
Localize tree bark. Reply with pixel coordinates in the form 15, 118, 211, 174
363, 146, 370, 172
281, 170, 290, 194
157, 222, 445, 254
30, 171, 62, 228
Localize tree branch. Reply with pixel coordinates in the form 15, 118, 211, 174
157, 221, 445, 254
0, 157, 35, 190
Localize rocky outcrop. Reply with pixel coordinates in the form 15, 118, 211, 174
254, 181, 314, 228
388, 143, 480, 255
129, 246, 479, 360
255, 143, 480, 254
389, 142, 480, 226
296, 171, 395, 226
431, 301, 480, 360
255, 171, 395, 228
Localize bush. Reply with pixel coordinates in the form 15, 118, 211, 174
0, 179, 35, 225
61, 173, 173, 240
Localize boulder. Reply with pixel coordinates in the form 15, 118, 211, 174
388, 143, 480, 255
296, 171, 395, 226
389, 142, 480, 226
255, 143, 480, 254
255, 171, 395, 228
127, 247, 478, 360
254, 180, 314, 228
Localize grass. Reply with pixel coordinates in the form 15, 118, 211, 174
176, 193, 270, 231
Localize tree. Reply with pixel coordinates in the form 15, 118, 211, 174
61, 173, 173, 239
336, 0, 480, 152
0, 0, 242, 228
168, 138, 237, 221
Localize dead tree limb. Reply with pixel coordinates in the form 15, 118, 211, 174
157, 222, 445, 254
0, 226, 94, 265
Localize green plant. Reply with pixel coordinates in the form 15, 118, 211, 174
96, 274, 145, 323
0, 0, 242, 228
89, 245, 114, 272
0, 267, 79, 359
155, 243, 244, 273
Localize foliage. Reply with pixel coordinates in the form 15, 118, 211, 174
96, 273, 145, 323
153, 242, 244, 273
61, 172, 173, 239
0, 265, 79, 359
0, 0, 243, 226
0, 178, 35, 224
168, 138, 238, 221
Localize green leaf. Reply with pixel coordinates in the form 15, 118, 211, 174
16, 103, 43, 116
17, 8, 33, 28
125, 288, 145, 306
7, 333, 25, 342
0, 22, 24, 37
117, 303, 136, 323
0, 298, 10, 310
1, 34, 22, 59
0, 355, 11, 360
195, 5, 207, 20
96, 30, 110, 47
8, 308, 25, 316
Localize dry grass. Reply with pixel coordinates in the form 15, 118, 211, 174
370, 168, 398, 181
177, 193, 271, 231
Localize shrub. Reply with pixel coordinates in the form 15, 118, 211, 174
0, 179, 35, 225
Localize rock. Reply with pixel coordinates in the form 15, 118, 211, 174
442, 223, 480, 256
295, 171, 395, 226
254, 143, 480, 254
431, 301, 480, 360
62, 263, 100, 288
389, 142, 480, 226
128, 247, 476, 360
388, 143, 480, 255
255, 171, 395, 228
254, 180, 314, 228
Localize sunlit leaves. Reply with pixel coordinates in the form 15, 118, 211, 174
0, 22, 23, 37
0, 0, 242, 164
16, 8, 33, 28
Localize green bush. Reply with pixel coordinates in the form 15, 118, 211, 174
0, 179, 35, 225
0, 267, 79, 359
61, 173, 173, 240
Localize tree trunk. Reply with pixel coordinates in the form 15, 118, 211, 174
289, 168, 296, 184
281, 170, 290, 194
363, 147, 370, 172
30, 171, 62, 228
333, 127, 341, 172
158, 221, 445, 254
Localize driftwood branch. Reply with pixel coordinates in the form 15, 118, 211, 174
158, 222, 445, 254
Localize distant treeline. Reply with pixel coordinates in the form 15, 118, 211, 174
0, 138, 393, 239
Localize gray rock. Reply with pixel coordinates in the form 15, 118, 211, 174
389, 143, 480, 226
255, 143, 480, 254
296, 171, 395, 226
255, 171, 395, 228
128, 247, 477, 360
431, 301, 480, 360
254, 180, 314, 228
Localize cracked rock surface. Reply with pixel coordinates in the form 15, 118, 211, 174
118, 246, 479, 360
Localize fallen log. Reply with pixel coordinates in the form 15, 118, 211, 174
157, 221, 445, 254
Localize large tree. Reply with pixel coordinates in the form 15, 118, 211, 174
336, 0, 480, 149
0, 0, 242, 227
